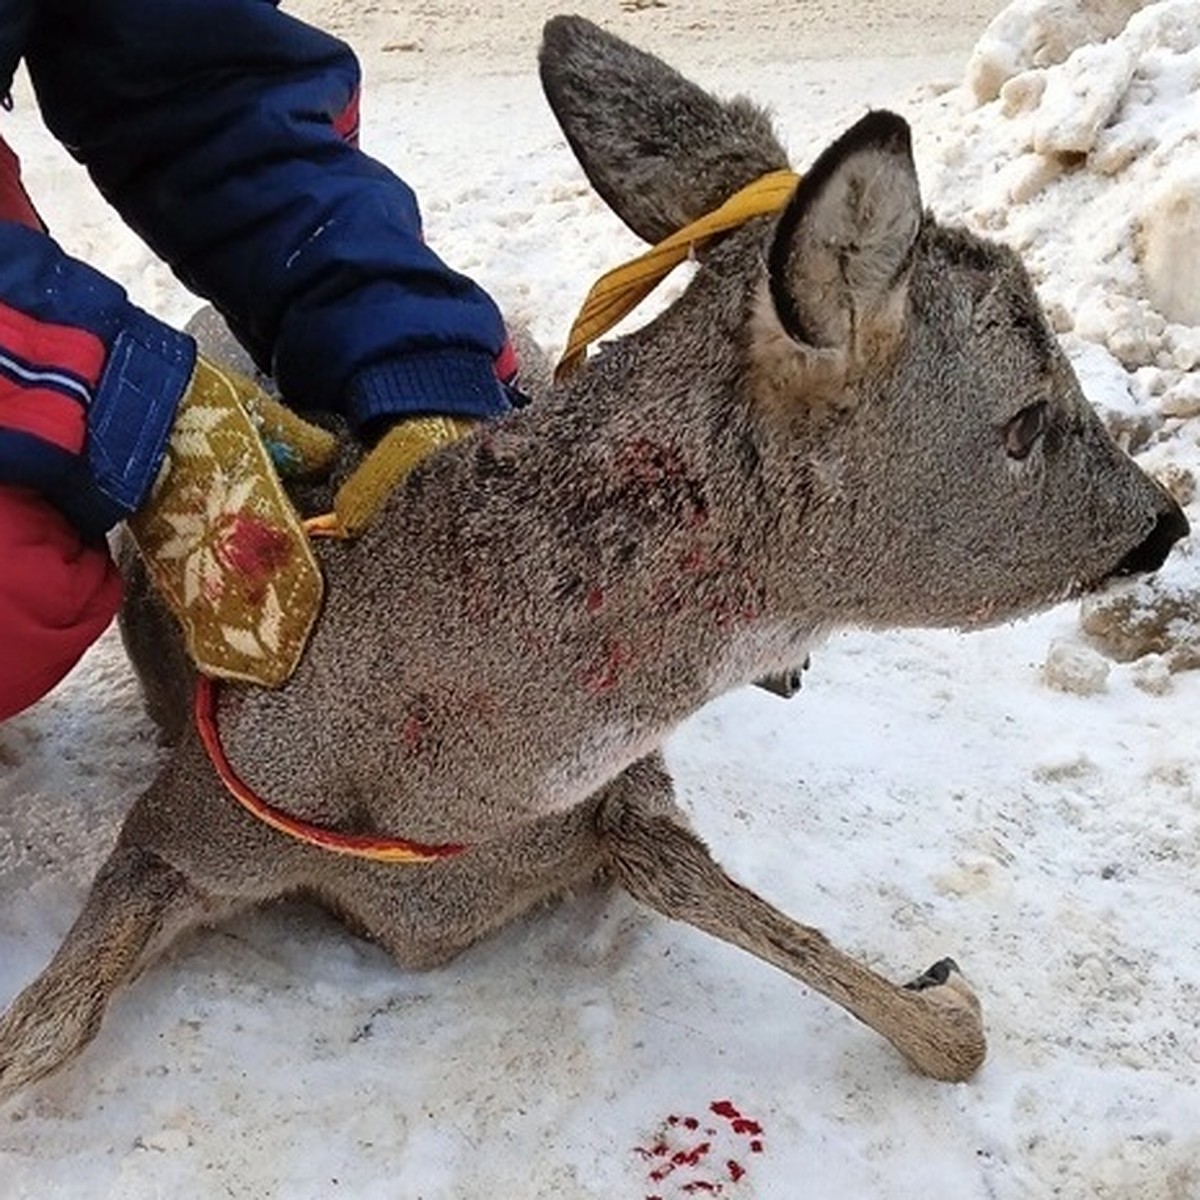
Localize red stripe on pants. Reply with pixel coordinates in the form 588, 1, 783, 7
0, 299, 106, 386
0, 381, 87, 452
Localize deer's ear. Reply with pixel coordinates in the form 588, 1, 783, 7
767, 111, 921, 355
539, 15, 788, 244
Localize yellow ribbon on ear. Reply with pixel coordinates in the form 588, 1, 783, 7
555, 168, 800, 381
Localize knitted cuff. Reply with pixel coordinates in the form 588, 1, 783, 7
344, 348, 513, 434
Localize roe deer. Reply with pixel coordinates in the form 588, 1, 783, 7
0, 14, 1187, 1100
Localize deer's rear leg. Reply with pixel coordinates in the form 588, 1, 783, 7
0, 843, 238, 1104
598, 757, 986, 1082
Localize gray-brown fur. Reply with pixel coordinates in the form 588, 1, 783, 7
0, 15, 1187, 1101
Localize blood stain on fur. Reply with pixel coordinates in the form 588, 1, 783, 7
399, 713, 427, 752
580, 638, 634, 694
398, 699, 435, 753
625, 437, 686, 486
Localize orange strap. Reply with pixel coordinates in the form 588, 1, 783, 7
194, 676, 466, 864
555, 168, 800, 381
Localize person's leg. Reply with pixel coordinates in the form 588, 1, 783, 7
0, 137, 42, 233
0, 486, 121, 720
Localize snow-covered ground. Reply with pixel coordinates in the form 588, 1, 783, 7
5, 2, 1200, 1196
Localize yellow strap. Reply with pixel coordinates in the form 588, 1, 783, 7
555, 169, 800, 381
299, 415, 476, 541
332, 415, 474, 538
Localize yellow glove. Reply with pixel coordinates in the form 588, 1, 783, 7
127, 356, 334, 687
330, 415, 475, 538
240, 390, 338, 480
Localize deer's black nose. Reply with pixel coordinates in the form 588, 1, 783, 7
1115, 502, 1190, 576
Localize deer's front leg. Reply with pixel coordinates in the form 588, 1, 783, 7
597, 756, 986, 1082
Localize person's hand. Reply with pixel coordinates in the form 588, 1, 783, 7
126, 356, 335, 687
0, 485, 122, 721
329, 415, 475, 538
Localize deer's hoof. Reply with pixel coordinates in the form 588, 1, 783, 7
895, 957, 987, 1082
904, 956, 960, 991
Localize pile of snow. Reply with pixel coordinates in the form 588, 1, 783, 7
942, 0, 1200, 380
919, 0, 1200, 672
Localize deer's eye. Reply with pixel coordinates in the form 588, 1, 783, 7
1002, 401, 1048, 461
